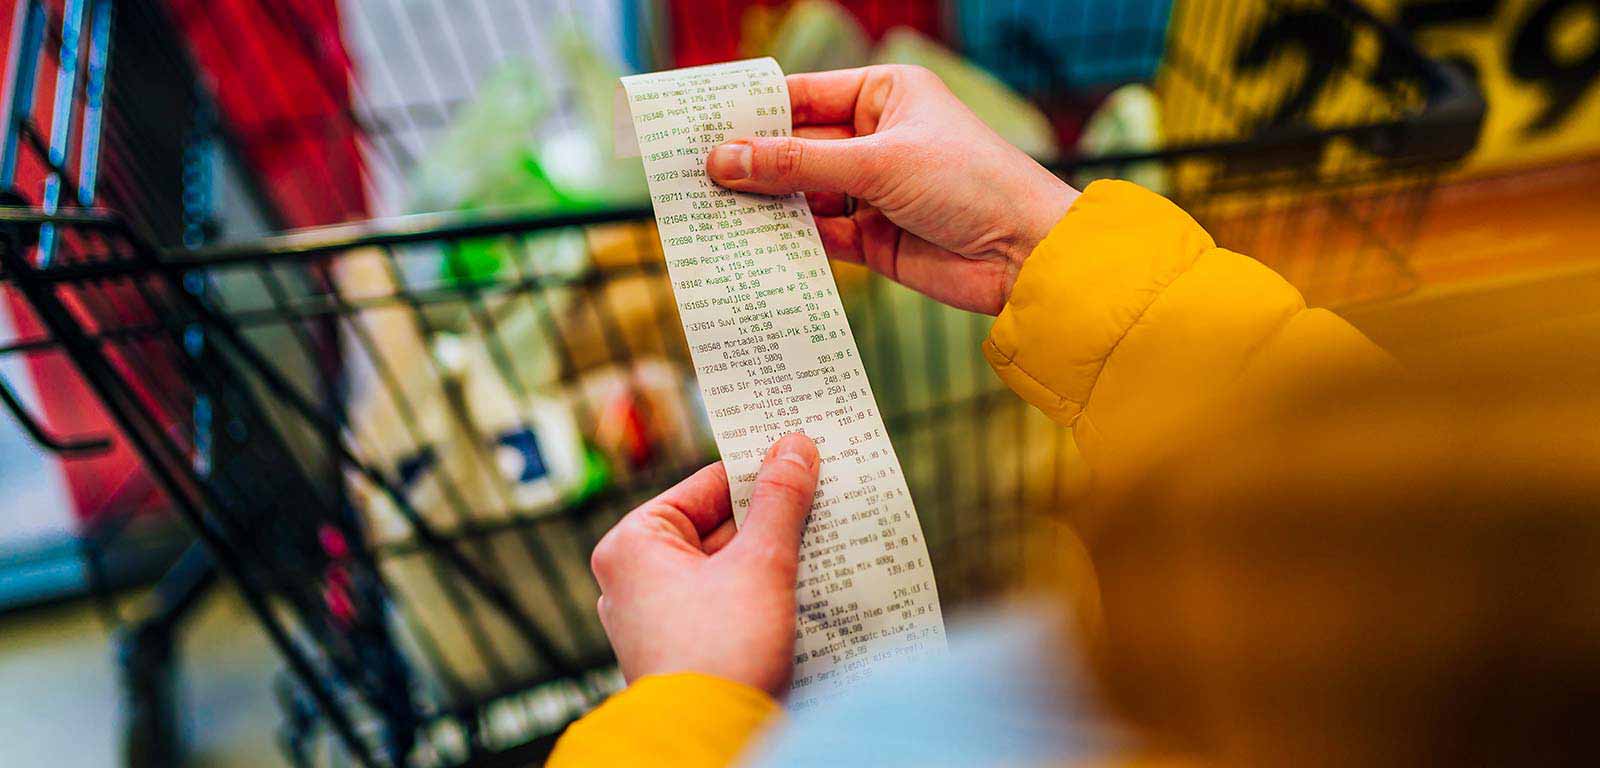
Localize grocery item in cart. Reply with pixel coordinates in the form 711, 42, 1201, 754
408, 29, 647, 285
581, 359, 711, 474
349, 351, 708, 697
341, 262, 691, 532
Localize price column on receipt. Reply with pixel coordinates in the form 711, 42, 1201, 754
619, 58, 945, 707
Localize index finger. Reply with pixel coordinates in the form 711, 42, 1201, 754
788, 68, 869, 125
646, 461, 734, 537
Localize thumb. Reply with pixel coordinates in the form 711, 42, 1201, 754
707, 137, 876, 196
727, 433, 820, 566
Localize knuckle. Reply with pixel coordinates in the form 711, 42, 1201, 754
754, 471, 815, 510
894, 63, 936, 84
771, 139, 805, 179
892, 63, 952, 100
589, 529, 623, 582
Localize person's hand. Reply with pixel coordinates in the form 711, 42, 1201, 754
590, 433, 820, 697
706, 65, 1079, 316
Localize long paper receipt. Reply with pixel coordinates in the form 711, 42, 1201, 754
620, 58, 946, 707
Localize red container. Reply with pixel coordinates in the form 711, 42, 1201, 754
1, 0, 364, 527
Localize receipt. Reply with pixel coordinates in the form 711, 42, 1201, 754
620, 58, 946, 707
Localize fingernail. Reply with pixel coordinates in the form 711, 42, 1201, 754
768, 433, 816, 469
708, 143, 752, 181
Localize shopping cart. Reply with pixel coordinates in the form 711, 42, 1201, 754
0, 1, 1479, 766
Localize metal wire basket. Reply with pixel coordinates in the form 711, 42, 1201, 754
0, 1, 1478, 765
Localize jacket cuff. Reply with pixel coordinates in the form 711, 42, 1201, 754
549, 673, 780, 766
985, 180, 1216, 426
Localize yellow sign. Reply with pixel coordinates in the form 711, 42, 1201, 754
1374, 0, 1600, 172
1157, 0, 1600, 179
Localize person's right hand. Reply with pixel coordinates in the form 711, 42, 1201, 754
707, 65, 1079, 316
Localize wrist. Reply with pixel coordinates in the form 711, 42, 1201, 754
1002, 173, 1079, 306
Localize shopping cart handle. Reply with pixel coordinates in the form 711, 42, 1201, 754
0, 369, 112, 455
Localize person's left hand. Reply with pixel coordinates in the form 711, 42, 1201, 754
590, 433, 820, 697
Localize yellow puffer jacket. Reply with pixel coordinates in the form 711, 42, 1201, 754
548, 180, 1392, 766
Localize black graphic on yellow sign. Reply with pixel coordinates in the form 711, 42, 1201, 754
1384, 0, 1600, 171
1158, 0, 1599, 179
